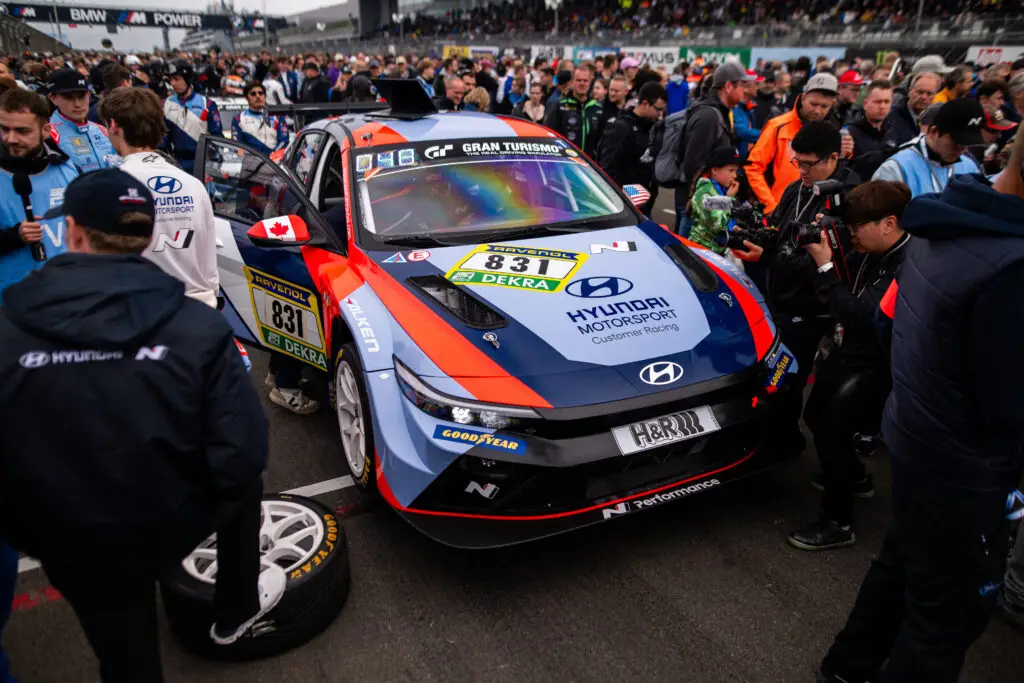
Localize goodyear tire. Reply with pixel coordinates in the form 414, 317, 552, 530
332, 342, 377, 492
161, 494, 350, 661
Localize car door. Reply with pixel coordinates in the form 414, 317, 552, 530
197, 133, 341, 373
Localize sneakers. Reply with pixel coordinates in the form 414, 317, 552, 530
269, 387, 320, 414
264, 372, 276, 388
788, 519, 856, 551
210, 565, 288, 645
810, 473, 875, 499
997, 588, 1024, 631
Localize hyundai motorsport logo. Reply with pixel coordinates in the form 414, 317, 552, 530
564, 276, 680, 344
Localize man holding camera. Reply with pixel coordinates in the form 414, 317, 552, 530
788, 181, 912, 551
734, 122, 860, 457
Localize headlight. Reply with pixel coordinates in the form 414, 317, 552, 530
394, 356, 540, 430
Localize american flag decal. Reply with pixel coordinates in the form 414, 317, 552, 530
623, 184, 651, 208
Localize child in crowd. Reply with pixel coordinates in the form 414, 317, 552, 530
687, 147, 742, 258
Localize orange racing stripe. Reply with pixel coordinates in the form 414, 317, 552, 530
349, 122, 408, 148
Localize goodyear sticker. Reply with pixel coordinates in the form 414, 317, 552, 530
765, 350, 794, 389
445, 244, 587, 293
245, 267, 327, 370
433, 425, 526, 454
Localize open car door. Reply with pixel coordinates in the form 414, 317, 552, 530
196, 133, 341, 373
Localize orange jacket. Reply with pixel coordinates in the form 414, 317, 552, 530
744, 98, 804, 213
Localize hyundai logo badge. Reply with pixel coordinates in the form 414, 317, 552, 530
565, 276, 634, 299
639, 361, 684, 386
147, 175, 182, 194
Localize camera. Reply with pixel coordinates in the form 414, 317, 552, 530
700, 196, 780, 250
791, 179, 848, 247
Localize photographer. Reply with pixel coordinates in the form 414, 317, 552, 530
788, 181, 912, 551
734, 122, 860, 456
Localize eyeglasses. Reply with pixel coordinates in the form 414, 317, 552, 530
653, 104, 667, 112
790, 156, 827, 171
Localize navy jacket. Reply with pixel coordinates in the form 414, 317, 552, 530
884, 175, 1024, 493
0, 254, 268, 576
883, 101, 921, 149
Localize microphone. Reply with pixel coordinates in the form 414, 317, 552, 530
701, 195, 735, 212
12, 173, 45, 262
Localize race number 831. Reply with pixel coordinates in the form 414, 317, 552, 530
458, 250, 577, 279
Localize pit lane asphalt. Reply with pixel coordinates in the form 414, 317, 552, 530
7, 195, 1023, 682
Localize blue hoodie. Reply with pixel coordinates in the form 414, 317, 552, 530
666, 74, 689, 116
883, 175, 1024, 492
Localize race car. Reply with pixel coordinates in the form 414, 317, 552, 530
202, 80, 798, 548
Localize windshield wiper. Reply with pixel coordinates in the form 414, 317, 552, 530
378, 235, 460, 247
483, 224, 592, 241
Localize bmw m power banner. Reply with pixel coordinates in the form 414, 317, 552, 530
1, 3, 289, 29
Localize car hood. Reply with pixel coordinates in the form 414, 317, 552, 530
363, 223, 773, 406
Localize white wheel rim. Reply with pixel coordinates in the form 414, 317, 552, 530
181, 500, 325, 585
335, 359, 367, 478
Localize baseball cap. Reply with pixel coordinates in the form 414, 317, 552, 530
803, 72, 839, 95
369, 59, 381, 68
838, 70, 864, 86
746, 69, 764, 83
713, 62, 755, 86
912, 54, 953, 75
47, 68, 89, 94
124, 55, 141, 67
557, 69, 572, 85
919, 102, 944, 128
620, 57, 640, 70
983, 105, 1018, 132
707, 147, 742, 167
302, 61, 319, 71
46, 169, 155, 235
932, 98, 986, 146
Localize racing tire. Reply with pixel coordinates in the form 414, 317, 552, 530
331, 342, 377, 493
160, 494, 350, 662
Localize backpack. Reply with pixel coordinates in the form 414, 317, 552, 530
653, 109, 690, 188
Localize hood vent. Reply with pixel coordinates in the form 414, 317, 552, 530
408, 275, 507, 330
664, 242, 719, 293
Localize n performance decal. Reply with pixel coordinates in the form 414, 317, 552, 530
601, 479, 722, 519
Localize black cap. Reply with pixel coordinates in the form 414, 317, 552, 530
302, 61, 319, 72
557, 69, 572, 85
47, 67, 89, 94
1013, 58, 1024, 71
932, 98, 986, 146
46, 169, 155, 235
707, 147, 742, 168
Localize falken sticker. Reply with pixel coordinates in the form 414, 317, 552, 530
432, 425, 526, 454
355, 154, 372, 173
398, 148, 415, 166
445, 244, 587, 293
245, 267, 327, 371
377, 151, 394, 168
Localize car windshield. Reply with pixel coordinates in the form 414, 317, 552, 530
355, 139, 627, 239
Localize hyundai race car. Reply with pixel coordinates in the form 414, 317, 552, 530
202, 82, 798, 548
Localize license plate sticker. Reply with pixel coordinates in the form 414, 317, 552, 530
612, 405, 721, 456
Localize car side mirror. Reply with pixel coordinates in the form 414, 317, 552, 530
622, 184, 651, 210
247, 214, 311, 247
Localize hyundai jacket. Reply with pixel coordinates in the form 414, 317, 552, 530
0, 140, 79, 292
48, 111, 119, 172
120, 151, 220, 308
883, 175, 1024, 493
0, 254, 268, 578
163, 89, 222, 173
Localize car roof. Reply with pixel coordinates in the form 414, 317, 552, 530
310, 111, 556, 148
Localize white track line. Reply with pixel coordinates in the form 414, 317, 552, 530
663, 208, 676, 215
16, 476, 356, 574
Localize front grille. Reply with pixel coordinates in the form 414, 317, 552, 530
407, 275, 507, 329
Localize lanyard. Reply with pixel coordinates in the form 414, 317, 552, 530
793, 186, 814, 223
852, 233, 910, 296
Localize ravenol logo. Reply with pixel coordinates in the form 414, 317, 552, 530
432, 425, 526, 454
147, 175, 182, 194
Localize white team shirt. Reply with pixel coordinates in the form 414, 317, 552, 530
121, 151, 219, 308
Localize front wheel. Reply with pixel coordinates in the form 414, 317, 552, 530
332, 343, 376, 492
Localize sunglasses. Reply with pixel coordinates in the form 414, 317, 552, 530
248, 90, 266, 96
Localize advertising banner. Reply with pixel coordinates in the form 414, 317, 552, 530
573, 46, 620, 62
750, 47, 847, 68
1, 2, 288, 30
679, 46, 752, 67
469, 45, 499, 60
966, 45, 1024, 65
620, 46, 680, 69
530, 45, 571, 63
442, 45, 470, 59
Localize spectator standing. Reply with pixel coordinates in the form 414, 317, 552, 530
417, 59, 435, 98
884, 72, 940, 148
230, 81, 288, 157
87, 64, 131, 125
275, 56, 302, 102
670, 62, 750, 234
597, 81, 667, 210
496, 77, 525, 116
47, 68, 119, 172
770, 70, 795, 117
818, 129, 1024, 683
836, 70, 864, 124
873, 98, 983, 196
686, 147, 742, 255
434, 76, 465, 111
544, 67, 603, 157
746, 73, 840, 213
600, 74, 629, 128
752, 71, 780, 129
299, 61, 330, 103
513, 82, 546, 123
162, 59, 222, 173
0, 89, 79, 293
462, 87, 491, 113
846, 80, 896, 179
932, 65, 973, 104
263, 65, 290, 106
665, 63, 690, 116
546, 69, 572, 113
733, 70, 762, 157
0, 168, 286, 683
977, 78, 1008, 112
253, 49, 272, 83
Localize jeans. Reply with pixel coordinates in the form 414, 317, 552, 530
0, 540, 16, 683
41, 481, 263, 683
821, 463, 1010, 683
803, 355, 888, 526
676, 208, 692, 237
269, 352, 302, 390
